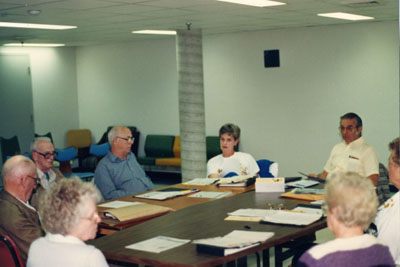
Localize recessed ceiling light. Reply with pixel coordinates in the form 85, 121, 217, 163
27, 10, 41, 16
132, 30, 176, 35
318, 12, 374, 21
216, 0, 286, 7
3, 43, 65, 47
0, 22, 77, 30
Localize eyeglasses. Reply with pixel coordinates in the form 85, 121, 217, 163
266, 203, 286, 210
35, 151, 58, 159
116, 136, 134, 142
26, 175, 40, 185
82, 212, 100, 223
338, 126, 356, 132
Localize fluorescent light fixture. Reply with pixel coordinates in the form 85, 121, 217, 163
318, 12, 374, 21
216, 0, 286, 7
132, 30, 176, 35
0, 22, 77, 30
3, 43, 65, 47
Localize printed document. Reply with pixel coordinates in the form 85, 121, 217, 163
98, 201, 143, 209
183, 178, 220, 185
193, 230, 274, 254
261, 209, 323, 226
188, 191, 232, 199
126, 236, 190, 253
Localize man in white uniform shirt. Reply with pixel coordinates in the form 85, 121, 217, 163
310, 112, 379, 186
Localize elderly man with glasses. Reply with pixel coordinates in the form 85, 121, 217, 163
30, 137, 64, 208
310, 112, 379, 186
0, 155, 45, 265
94, 126, 154, 200
31, 137, 63, 189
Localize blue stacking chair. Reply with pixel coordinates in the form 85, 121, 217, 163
89, 142, 110, 157
55, 147, 94, 181
257, 159, 278, 178
89, 142, 110, 167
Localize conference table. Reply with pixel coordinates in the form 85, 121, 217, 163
97, 183, 255, 233
90, 185, 327, 267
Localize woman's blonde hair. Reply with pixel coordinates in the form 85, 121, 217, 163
325, 172, 378, 230
39, 177, 101, 235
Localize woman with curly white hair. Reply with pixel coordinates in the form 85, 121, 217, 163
297, 172, 395, 267
27, 177, 108, 267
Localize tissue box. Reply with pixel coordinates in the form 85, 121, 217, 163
255, 178, 285, 192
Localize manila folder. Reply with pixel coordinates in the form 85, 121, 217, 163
104, 203, 174, 223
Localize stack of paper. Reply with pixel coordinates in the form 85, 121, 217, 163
261, 206, 323, 226
217, 175, 256, 187
135, 188, 199, 200
255, 178, 285, 192
98, 200, 143, 209
225, 208, 276, 222
126, 236, 191, 253
183, 178, 220, 185
188, 191, 232, 199
193, 230, 274, 256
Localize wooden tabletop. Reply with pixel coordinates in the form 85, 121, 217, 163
97, 183, 255, 231
90, 190, 326, 267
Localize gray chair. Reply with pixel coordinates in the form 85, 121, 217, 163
376, 163, 391, 205
0, 136, 21, 163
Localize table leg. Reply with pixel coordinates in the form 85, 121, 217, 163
237, 256, 247, 267
275, 245, 283, 267
262, 249, 270, 267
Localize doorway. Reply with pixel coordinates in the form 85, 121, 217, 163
0, 54, 35, 181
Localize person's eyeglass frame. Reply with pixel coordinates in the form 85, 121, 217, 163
34, 150, 58, 159
116, 136, 134, 142
26, 175, 40, 185
338, 126, 358, 132
81, 212, 101, 223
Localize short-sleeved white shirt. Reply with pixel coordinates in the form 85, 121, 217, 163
324, 137, 379, 177
207, 152, 259, 177
375, 192, 400, 264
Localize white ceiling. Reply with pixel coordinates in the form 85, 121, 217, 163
0, 0, 398, 46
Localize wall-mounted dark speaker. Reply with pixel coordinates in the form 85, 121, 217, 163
264, 49, 280, 68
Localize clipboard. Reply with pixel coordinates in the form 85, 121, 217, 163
298, 172, 326, 183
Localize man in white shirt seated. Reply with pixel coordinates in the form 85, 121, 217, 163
310, 112, 379, 186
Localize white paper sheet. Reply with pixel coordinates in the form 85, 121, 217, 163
188, 191, 232, 199
193, 230, 274, 248
261, 210, 323, 225
135, 189, 198, 200
98, 201, 143, 209
126, 236, 191, 253
228, 208, 276, 218
183, 178, 220, 185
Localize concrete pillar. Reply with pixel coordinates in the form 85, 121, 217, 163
176, 28, 207, 182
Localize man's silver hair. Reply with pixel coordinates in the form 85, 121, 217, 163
31, 137, 52, 152
108, 127, 121, 144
